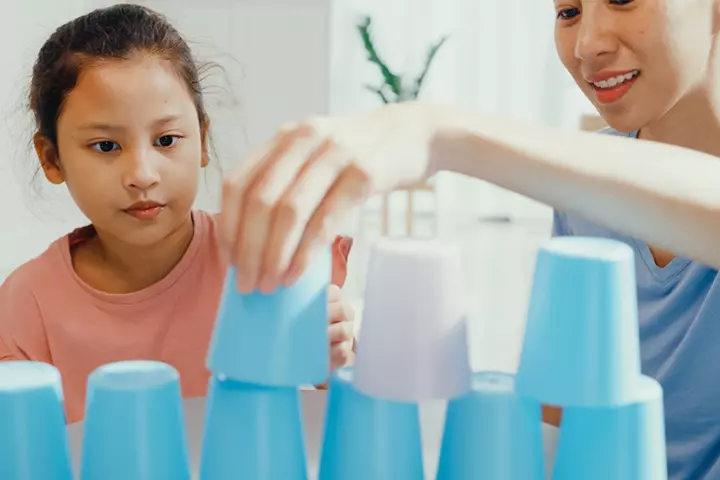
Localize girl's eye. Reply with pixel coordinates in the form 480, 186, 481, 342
557, 7, 580, 20
91, 141, 119, 153
155, 135, 179, 148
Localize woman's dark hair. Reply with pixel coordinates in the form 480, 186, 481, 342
29, 3, 211, 155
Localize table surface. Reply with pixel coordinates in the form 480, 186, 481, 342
67, 389, 558, 479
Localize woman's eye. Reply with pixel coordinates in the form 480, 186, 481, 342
91, 141, 119, 153
155, 135, 179, 148
557, 7, 580, 20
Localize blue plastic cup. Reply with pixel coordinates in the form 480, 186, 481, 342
207, 247, 330, 387
0, 361, 73, 480
553, 375, 667, 480
516, 236, 643, 407
199, 375, 307, 480
436, 371, 545, 480
318, 366, 424, 480
79, 361, 190, 480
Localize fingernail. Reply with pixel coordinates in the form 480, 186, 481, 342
258, 275, 277, 294
236, 271, 255, 293
281, 275, 292, 287
220, 248, 231, 266
283, 266, 301, 286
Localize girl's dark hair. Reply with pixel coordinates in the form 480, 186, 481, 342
29, 3, 211, 153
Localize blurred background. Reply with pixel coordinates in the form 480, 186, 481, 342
1, 0, 602, 373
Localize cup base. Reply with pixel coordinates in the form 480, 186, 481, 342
0, 361, 73, 480
207, 256, 331, 388
437, 371, 545, 480
552, 376, 667, 480
200, 376, 308, 480
516, 236, 642, 408
319, 367, 424, 480
80, 361, 190, 480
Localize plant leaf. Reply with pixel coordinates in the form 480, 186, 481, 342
412, 35, 449, 98
357, 15, 403, 96
364, 84, 391, 104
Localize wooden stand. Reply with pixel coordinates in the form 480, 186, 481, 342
380, 179, 437, 237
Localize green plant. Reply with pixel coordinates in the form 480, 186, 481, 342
357, 15, 448, 104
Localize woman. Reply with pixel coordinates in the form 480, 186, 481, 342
218, 0, 720, 478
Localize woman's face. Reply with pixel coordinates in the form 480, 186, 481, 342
554, 0, 718, 133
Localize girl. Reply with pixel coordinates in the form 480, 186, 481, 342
220, 0, 720, 478
0, 4, 356, 424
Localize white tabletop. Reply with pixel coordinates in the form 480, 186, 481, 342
67, 389, 558, 479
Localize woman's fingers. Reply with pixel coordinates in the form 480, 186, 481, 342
220, 128, 292, 287
257, 140, 346, 292
237, 135, 325, 291
224, 129, 369, 293
283, 163, 369, 287
223, 126, 324, 292
221, 103, 437, 293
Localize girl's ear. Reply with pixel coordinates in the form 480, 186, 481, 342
201, 118, 211, 168
33, 133, 64, 185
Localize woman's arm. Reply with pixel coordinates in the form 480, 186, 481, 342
218, 102, 720, 292
433, 109, 720, 269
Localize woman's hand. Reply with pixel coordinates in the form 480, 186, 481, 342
219, 101, 443, 294
327, 284, 355, 371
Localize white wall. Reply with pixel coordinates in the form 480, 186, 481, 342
0, 1, 93, 281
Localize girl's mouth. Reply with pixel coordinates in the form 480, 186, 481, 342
124, 201, 165, 220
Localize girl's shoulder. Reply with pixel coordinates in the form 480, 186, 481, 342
0, 233, 70, 295
0, 237, 66, 362
1, 211, 220, 309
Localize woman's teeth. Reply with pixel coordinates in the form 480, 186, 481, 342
592, 70, 639, 89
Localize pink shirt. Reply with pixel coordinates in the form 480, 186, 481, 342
0, 210, 352, 423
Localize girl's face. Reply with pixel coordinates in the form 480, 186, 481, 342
39, 54, 207, 247
554, 0, 718, 133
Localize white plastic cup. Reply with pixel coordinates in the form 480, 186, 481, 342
353, 239, 472, 402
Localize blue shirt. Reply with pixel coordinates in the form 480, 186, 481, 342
552, 128, 720, 479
